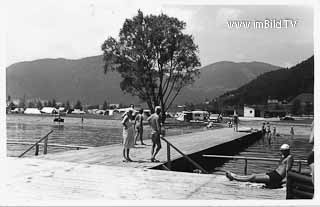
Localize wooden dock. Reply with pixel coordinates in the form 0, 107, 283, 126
1, 157, 285, 201
2, 128, 287, 201
37, 128, 252, 169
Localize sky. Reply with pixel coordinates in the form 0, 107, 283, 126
5, 0, 314, 68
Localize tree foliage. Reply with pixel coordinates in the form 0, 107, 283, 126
74, 100, 83, 110
101, 10, 201, 119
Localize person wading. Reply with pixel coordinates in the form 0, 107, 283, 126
226, 144, 294, 188
147, 106, 162, 162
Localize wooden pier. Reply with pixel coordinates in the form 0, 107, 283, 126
37, 128, 252, 169
2, 128, 287, 201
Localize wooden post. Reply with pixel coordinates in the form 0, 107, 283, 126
167, 143, 171, 170
298, 161, 302, 173
35, 144, 39, 156
43, 136, 48, 154
244, 159, 248, 175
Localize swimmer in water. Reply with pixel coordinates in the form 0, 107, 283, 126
226, 144, 293, 187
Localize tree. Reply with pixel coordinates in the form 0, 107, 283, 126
102, 10, 201, 122
102, 100, 108, 110
65, 101, 71, 111
52, 99, 56, 108
74, 100, 83, 110
36, 101, 43, 109
291, 99, 301, 115
28, 101, 35, 108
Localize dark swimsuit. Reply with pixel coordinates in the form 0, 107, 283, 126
266, 170, 283, 186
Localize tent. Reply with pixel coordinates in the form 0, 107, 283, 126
24, 108, 41, 114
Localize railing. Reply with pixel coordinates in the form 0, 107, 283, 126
202, 154, 307, 175
160, 136, 208, 174
18, 130, 53, 157
8, 142, 92, 151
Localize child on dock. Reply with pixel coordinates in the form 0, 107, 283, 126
226, 144, 293, 188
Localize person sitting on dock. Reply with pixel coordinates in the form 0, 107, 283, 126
147, 106, 162, 162
225, 144, 294, 188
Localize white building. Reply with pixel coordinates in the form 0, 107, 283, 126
41, 107, 58, 114
244, 106, 255, 117
24, 108, 41, 114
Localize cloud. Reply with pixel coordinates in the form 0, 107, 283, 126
215, 8, 242, 28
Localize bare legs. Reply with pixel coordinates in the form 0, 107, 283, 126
151, 143, 161, 162
134, 128, 145, 145
123, 148, 132, 162
226, 171, 270, 184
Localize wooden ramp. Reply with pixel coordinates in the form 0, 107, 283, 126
1, 157, 285, 202
37, 128, 253, 168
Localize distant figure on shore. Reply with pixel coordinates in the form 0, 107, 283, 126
233, 114, 239, 132
228, 120, 232, 128
261, 122, 266, 134
272, 127, 277, 139
134, 108, 145, 145
121, 109, 135, 162
266, 122, 272, 144
290, 127, 294, 139
226, 144, 293, 188
147, 106, 162, 162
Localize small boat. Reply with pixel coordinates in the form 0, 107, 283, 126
53, 117, 64, 122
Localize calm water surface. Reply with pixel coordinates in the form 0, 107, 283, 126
6, 115, 313, 174
6, 114, 207, 157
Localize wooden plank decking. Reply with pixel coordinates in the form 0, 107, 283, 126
1, 157, 285, 202
2, 128, 286, 201
37, 128, 252, 169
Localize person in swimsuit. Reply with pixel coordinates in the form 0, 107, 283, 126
226, 144, 294, 187
147, 106, 162, 162
233, 114, 239, 132
290, 127, 295, 139
134, 108, 145, 145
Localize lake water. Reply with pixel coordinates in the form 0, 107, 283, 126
215, 120, 313, 175
6, 115, 313, 174
6, 114, 207, 157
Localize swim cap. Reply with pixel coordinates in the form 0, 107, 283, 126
155, 106, 161, 111
280, 144, 290, 150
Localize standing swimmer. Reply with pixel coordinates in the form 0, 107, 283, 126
290, 127, 294, 139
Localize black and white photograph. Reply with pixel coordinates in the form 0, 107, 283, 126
0, 0, 318, 204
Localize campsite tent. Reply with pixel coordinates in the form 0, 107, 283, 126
41, 107, 58, 114
24, 108, 41, 114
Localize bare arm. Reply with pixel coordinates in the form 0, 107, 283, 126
286, 155, 294, 173
122, 115, 128, 129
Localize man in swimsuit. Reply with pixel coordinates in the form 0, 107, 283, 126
226, 144, 294, 187
147, 106, 162, 162
134, 108, 145, 145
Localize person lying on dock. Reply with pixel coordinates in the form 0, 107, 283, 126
225, 144, 293, 188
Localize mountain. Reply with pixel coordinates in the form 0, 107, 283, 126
220, 56, 314, 105
6, 56, 280, 105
